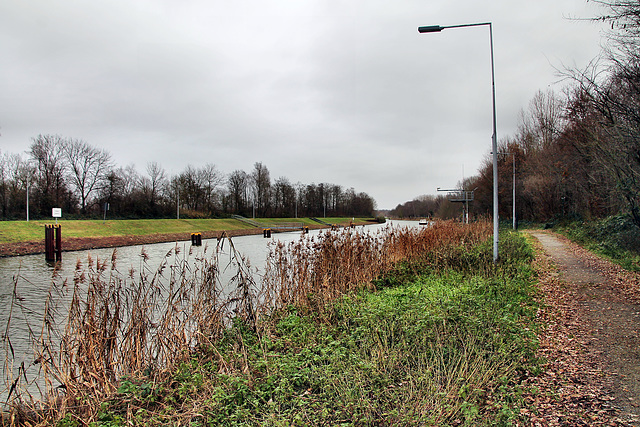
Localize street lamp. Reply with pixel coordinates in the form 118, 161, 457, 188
418, 22, 499, 262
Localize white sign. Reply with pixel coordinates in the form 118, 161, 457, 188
52, 208, 62, 218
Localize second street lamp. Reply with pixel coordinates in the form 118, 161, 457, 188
418, 22, 500, 262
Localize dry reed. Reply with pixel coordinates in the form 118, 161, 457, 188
2, 232, 259, 424
260, 220, 492, 315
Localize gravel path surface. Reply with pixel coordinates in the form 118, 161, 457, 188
528, 230, 640, 426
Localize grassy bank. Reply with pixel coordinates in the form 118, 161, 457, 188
0, 217, 373, 245
4, 222, 542, 426
553, 214, 640, 271
97, 235, 539, 426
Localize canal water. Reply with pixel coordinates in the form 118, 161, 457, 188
0, 219, 420, 402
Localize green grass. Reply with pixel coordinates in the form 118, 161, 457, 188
89, 231, 542, 426
554, 214, 640, 271
0, 217, 374, 245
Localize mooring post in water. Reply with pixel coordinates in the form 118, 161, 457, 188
302, 226, 309, 234
191, 232, 202, 246
55, 224, 61, 261
45, 224, 52, 261
263, 228, 271, 238
45, 224, 62, 262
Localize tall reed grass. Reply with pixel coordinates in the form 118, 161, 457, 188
2, 220, 493, 425
260, 220, 491, 315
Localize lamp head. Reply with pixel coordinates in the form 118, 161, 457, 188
418, 25, 444, 33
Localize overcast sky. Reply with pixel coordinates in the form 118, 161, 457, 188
0, 0, 607, 209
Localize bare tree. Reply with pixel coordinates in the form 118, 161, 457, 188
29, 134, 69, 215
0, 150, 8, 217
516, 89, 566, 154
63, 138, 113, 213
272, 176, 296, 217
588, 0, 640, 48
101, 167, 130, 215
7, 153, 34, 219
251, 162, 271, 217
564, 78, 640, 225
177, 165, 205, 212
557, 0, 640, 226
329, 184, 343, 215
227, 169, 249, 214
144, 161, 167, 214
200, 163, 224, 214
7, 136, 379, 219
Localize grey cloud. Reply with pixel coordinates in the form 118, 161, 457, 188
0, 0, 606, 209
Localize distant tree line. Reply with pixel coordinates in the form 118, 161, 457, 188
387, 195, 460, 220
0, 135, 376, 220
392, 1, 640, 228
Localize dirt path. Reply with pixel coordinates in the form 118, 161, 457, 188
528, 230, 640, 425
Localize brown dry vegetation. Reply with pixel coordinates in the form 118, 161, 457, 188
261, 220, 491, 315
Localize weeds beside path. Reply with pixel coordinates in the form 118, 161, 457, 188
527, 230, 640, 426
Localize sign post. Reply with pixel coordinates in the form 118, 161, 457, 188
52, 207, 62, 224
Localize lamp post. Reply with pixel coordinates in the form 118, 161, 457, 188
418, 22, 499, 262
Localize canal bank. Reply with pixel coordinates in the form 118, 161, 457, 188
1, 218, 395, 407
0, 217, 377, 257
3, 222, 553, 425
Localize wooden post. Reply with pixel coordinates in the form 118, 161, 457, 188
55, 225, 61, 261
45, 225, 53, 261
45, 225, 61, 262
